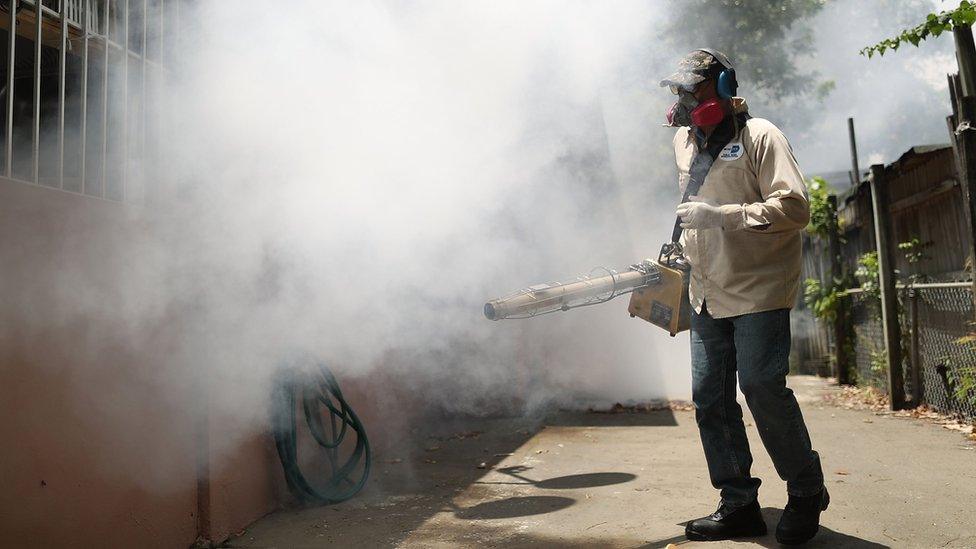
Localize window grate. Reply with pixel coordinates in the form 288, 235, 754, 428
0, 0, 175, 202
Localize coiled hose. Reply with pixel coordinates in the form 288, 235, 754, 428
271, 360, 370, 504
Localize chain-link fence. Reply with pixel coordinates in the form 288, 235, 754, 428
847, 292, 890, 391
843, 283, 976, 419
911, 284, 976, 418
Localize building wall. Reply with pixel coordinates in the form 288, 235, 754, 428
0, 178, 281, 548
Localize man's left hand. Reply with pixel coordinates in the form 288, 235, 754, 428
677, 195, 724, 230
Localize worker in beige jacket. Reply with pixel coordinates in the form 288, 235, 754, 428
661, 49, 828, 545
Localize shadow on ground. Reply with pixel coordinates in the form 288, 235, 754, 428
473, 465, 637, 489
453, 495, 576, 519
640, 507, 890, 548
546, 409, 679, 427
226, 409, 676, 547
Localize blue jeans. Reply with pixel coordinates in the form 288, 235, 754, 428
690, 304, 824, 508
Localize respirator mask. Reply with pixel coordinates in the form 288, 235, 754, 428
661, 49, 737, 128
665, 87, 725, 128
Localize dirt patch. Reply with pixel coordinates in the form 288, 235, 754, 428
824, 385, 976, 441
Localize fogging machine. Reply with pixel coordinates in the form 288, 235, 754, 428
483, 242, 691, 336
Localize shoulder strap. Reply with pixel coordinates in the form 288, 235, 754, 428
669, 156, 709, 243
668, 113, 748, 243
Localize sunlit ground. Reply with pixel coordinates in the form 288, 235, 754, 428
230, 377, 976, 548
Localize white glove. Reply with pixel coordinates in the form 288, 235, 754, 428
676, 195, 724, 230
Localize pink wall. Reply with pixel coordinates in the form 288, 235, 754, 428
0, 179, 281, 547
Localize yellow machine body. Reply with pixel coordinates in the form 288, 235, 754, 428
627, 260, 690, 336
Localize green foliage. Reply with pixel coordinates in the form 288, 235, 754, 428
805, 176, 834, 238
805, 273, 855, 382
665, 0, 829, 99
804, 277, 845, 322
855, 332, 887, 388
802, 177, 847, 323
950, 325, 976, 407
898, 237, 929, 284
846, 239, 932, 391
854, 251, 881, 299
938, 355, 976, 407
850, 239, 927, 294
951, 365, 976, 405
861, 0, 976, 58
869, 349, 888, 375
898, 237, 925, 265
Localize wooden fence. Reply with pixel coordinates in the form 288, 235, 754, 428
792, 144, 976, 418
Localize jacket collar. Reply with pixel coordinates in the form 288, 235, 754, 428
730, 96, 748, 114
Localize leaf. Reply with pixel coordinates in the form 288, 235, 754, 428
862, 3, 976, 58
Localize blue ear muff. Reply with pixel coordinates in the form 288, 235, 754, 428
716, 70, 735, 99
696, 48, 737, 98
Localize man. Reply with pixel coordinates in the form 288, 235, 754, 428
660, 49, 828, 545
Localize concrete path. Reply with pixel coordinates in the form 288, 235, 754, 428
228, 376, 976, 548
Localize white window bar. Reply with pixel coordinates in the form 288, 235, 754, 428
99, 0, 107, 198
24, 0, 98, 34
1, 0, 168, 199
120, 0, 126, 201
79, 0, 87, 194
6, 0, 16, 178
32, 0, 41, 183
58, 0, 67, 188
139, 0, 145, 200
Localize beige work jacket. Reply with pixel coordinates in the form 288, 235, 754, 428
673, 99, 809, 319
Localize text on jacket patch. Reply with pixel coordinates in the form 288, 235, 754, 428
719, 142, 743, 161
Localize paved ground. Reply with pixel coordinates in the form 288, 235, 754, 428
228, 376, 976, 548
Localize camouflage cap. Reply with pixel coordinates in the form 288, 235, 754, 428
659, 50, 721, 91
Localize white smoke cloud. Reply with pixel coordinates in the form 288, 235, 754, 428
160, 0, 689, 440
161, 0, 964, 425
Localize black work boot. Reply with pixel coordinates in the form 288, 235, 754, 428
685, 499, 767, 541
776, 487, 830, 545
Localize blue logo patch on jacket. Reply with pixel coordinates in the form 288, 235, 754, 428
719, 143, 743, 161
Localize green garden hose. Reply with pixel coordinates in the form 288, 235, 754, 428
271, 359, 370, 504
